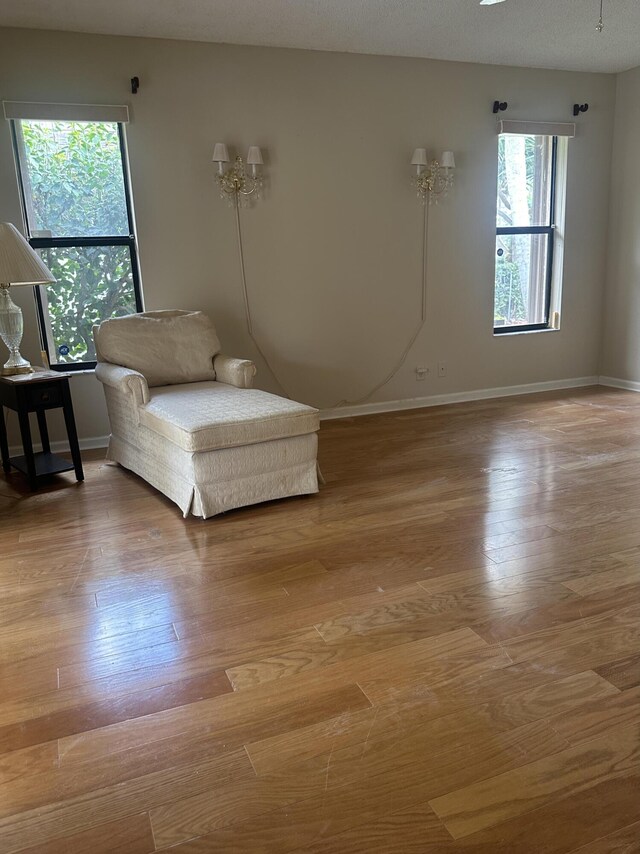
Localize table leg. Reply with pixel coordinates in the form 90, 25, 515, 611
17, 409, 37, 490
61, 381, 84, 482
0, 407, 9, 474
36, 409, 51, 454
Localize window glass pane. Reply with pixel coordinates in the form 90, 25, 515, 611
497, 134, 553, 228
494, 233, 550, 329
38, 245, 136, 365
18, 120, 129, 238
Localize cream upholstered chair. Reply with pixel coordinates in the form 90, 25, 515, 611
93, 310, 320, 518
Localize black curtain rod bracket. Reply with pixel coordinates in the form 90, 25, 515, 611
493, 101, 508, 114
573, 103, 588, 116
131, 76, 140, 95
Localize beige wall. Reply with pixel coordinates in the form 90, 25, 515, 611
601, 65, 640, 383
0, 27, 615, 444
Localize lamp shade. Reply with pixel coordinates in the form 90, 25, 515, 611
212, 142, 230, 163
246, 146, 263, 166
0, 223, 55, 286
441, 150, 455, 169
411, 148, 428, 166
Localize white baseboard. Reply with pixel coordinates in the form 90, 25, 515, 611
8, 434, 109, 457
6, 376, 615, 452
598, 375, 640, 392
319, 376, 600, 420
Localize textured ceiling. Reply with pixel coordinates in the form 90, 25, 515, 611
0, 0, 638, 74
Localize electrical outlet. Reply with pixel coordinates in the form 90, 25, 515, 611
415, 366, 429, 381
437, 361, 447, 378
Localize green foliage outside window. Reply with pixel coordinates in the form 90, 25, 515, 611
19, 120, 137, 364
38, 245, 136, 363
494, 257, 526, 326
495, 135, 549, 327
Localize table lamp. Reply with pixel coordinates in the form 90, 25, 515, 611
0, 222, 55, 375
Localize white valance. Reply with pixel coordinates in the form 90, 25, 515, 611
3, 101, 129, 123
498, 120, 575, 138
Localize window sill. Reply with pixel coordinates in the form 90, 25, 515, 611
47, 366, 96, 376
494, 327, 560, 338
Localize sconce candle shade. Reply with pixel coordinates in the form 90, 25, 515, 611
441, 150, 456, 169
213, 146, 264, 205
212, 143, 230, 163
411, 148, 428, 166
410, 152, 455, 204
246, 146, 263, 165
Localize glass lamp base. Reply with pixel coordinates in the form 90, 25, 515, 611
2, 346, 33, 375
0, 286, 33, 375
1, 362, 33, 376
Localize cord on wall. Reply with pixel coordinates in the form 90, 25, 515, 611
233, 199, 291, 398
328, 201, 430, 409
232, 201, 430, 409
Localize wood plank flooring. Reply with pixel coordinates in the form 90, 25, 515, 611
1, 385, 640, 852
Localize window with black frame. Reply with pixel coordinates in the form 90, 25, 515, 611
494, 133, 557, 333
10, 113, 143, 369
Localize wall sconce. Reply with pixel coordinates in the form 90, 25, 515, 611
411, 148, 455, 203
212, 143, 264, 204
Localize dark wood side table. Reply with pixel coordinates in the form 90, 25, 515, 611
0, 368, 84, 490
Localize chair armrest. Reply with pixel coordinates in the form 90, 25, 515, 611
214, 354, 256, 389
95, 362, 150, 406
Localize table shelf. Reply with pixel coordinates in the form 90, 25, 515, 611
0, 368, 83, 491
9, 451, 75, 478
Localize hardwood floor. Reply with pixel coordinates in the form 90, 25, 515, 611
1, 385, 640, 852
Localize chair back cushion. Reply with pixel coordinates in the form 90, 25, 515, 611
94, 310, 221, 387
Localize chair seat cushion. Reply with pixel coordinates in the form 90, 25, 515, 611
138, 381, 319, 452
